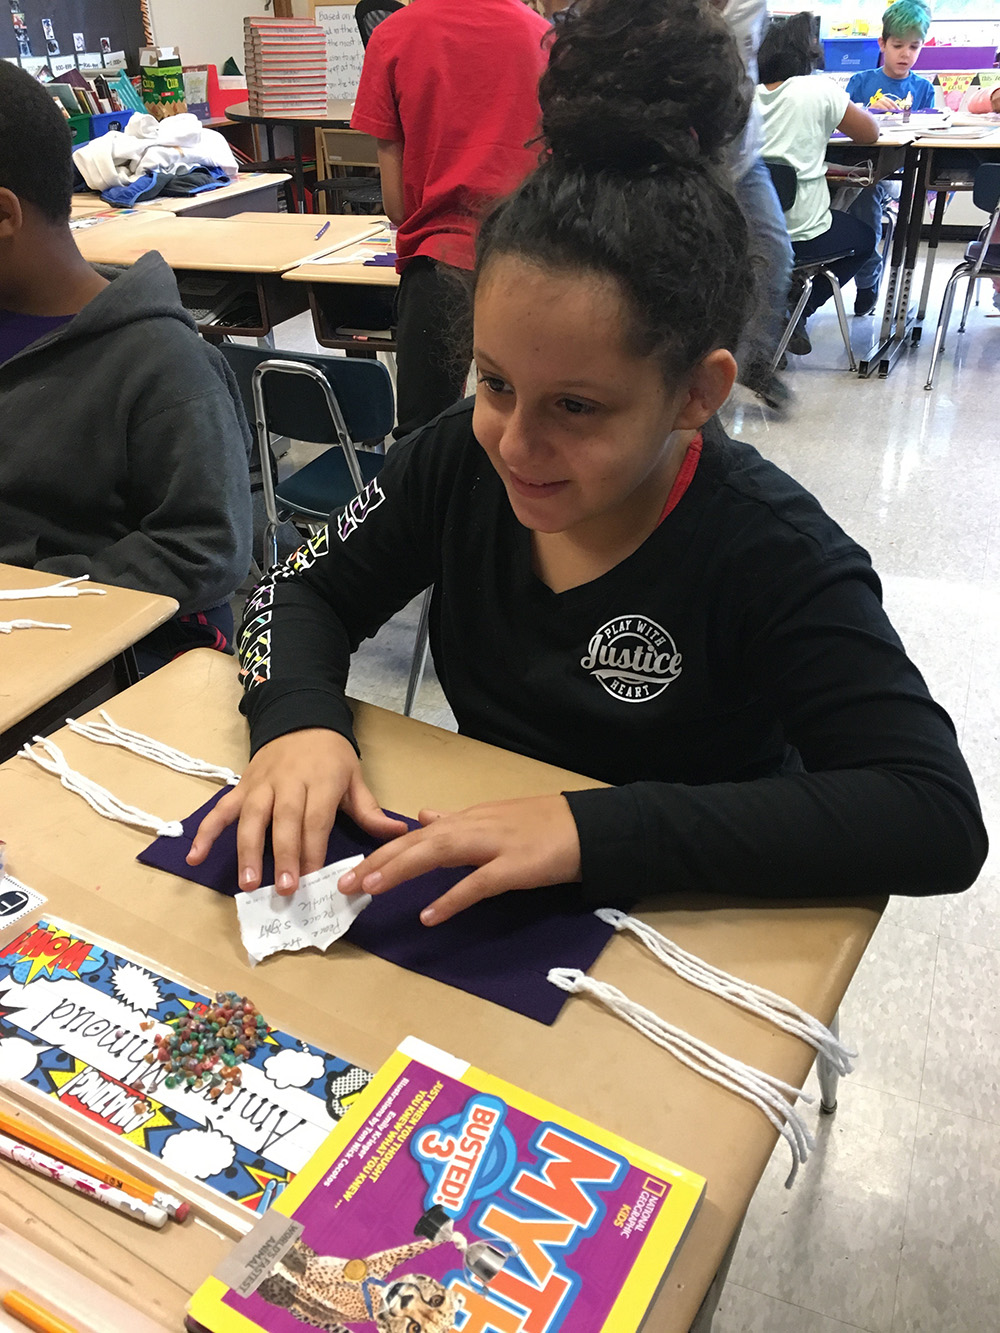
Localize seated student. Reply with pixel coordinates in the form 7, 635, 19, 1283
0, 64, 252, 673
351, 0, 550, 441
190, 0, 986, 921
756, 13, 879, 356
845, 1, 935, 315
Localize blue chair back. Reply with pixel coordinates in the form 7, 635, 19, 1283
973, 163, 1000, 217
764, 160, 797, 213
221, 345, 394, 445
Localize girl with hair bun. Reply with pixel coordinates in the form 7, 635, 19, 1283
191, 0, 985, 920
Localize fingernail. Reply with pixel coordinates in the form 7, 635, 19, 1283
420, 907, 437, 926
362, 871, 382, 890
240, 868, 256, 887
278, 872, 294, 892
339, 870, 356, 889
186, 845, 199, 863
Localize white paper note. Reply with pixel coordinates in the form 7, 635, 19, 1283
235, 857, 370, 965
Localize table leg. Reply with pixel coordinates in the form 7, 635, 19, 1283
857, 144, 925, 378
293, 125, 307, 214
918, 175, 949, 324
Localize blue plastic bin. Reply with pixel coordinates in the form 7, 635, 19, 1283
89, 110, 134, 137
822, 38, 881, 72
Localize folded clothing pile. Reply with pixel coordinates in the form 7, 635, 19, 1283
72, 112, 239, 196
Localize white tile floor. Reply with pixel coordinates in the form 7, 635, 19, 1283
262, 243, 999, 1332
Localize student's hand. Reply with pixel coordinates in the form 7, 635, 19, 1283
870, 93, 902, 112
186, 729, 408, 894
992, 87, 1000, 114
336, 794, 582, 924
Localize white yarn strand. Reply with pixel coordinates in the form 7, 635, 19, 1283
0, 576, 106, 601
548, 968, 815, 1187
17, 736, 183, 838
596, 908, 856, 1076
0, 620, 71, 634
66, 710, 239, 785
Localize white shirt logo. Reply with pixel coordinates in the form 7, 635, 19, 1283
580, 615, 682, 703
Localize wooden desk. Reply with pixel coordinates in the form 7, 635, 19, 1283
0, 650, 882, 1331
283, 234, 399, 288
0, 564, 176, 757
284, 233, 398, 351
73, 214, 387, 340
71, 173, 291, 224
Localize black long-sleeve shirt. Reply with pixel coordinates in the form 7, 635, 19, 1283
238, 401, 987, 905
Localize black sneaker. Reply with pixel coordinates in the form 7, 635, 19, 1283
786, 317, 811, 356
854, 287, 878, 316
739, 359, 792, 413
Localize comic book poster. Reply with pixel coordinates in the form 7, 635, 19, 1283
188, 1038, 705, 1333
0, 918, 371, 1212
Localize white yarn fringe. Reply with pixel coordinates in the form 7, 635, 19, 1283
0, 576, 106, 601
66, 710, 239, 785
17, 736, 183, 838
548, 968, 815, 1187
596, 909, 856, 1076
0, 620, 71, 634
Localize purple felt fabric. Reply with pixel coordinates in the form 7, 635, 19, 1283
137, 789, 617, 1024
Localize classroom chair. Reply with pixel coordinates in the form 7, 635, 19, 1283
924, 163, 1000, 391
355, 0, 404, 46
765, 160, 858, 374
221, 346, 431, 715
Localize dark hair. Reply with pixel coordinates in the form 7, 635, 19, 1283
0, 62, 74, 223
757, 13, 822, 85
473, 0, 753, 377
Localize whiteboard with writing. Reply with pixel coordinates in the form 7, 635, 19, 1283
314, 3, 366, 100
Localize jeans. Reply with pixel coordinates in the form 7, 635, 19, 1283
732, 157, 795, 370
793, 210, 877, 316
393, 256, 470, 441
847, 179, 899, 290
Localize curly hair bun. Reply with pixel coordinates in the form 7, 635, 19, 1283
540, 0, 750, 176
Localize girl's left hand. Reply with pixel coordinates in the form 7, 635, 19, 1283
337, 794, 582, 924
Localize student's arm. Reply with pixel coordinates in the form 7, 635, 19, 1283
341, 558, 986, 921
561, 571, 986, 904
189, 425, 448, 890
35, 379, 252, 615
837, 100, 879, 144
376, 139, 405, 227
967, 86, 1000, 114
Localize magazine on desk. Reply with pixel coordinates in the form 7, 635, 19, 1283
187, 1037, 705, 1333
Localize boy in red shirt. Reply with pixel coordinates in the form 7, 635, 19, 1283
351, 0, 549, 438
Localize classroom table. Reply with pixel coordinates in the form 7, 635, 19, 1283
70, 172, 291, 224
72, 213, 388, 340
224, 101, 356, 213
855, 124, 1000, 378
0, 564, 176, 761
284, 232, 399, 353
0, 649, 884, 1332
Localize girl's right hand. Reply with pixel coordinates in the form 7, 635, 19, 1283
186, 729, 409, 895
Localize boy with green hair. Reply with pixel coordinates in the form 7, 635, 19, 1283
846, 0, 935, 314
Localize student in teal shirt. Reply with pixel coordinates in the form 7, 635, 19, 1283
846, 1, 934, 313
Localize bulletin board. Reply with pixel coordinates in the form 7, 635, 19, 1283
312, 0, 366, 101
1, 0, 146, 72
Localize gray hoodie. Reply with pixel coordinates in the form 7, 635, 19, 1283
0, 251, 252, 615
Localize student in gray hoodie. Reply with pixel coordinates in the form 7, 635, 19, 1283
0, 62, 252, 671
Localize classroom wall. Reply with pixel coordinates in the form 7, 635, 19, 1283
145, 0, 270, 69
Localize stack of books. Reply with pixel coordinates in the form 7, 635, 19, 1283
244, 16, 328, 117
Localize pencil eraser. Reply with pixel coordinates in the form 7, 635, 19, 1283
174, 1201, 191, 1222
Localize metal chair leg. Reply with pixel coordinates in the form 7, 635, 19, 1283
403, 586, 433, 717
818, 1009, 841, 1115
826, 270, 858, 371
924, 264, 969, 390
264, 521, 279, 572
958, 274, 978, 333
770, 274, 813, 371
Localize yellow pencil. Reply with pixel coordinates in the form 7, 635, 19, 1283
2, 1290, 79, 1333
0, 1106, 187, 1221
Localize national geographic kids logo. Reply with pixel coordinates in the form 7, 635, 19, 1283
580, 615, 682, 703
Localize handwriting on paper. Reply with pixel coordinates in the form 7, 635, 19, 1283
236, 858, 370, 965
